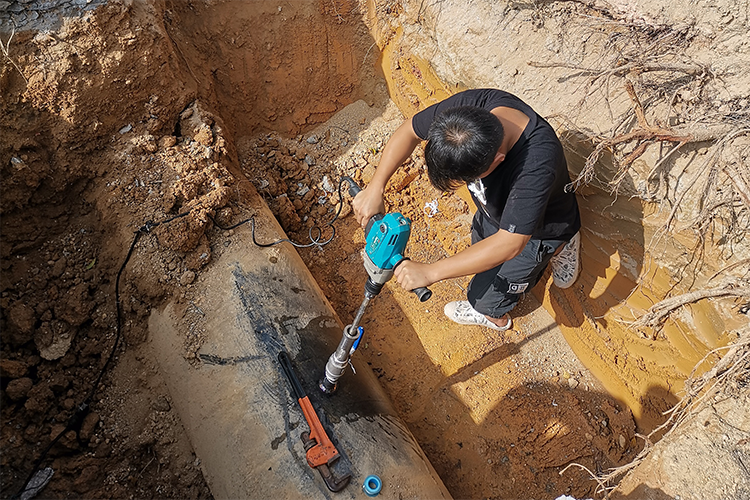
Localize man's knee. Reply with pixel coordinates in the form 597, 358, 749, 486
467, 273, 524, 318
469, 288, 519, 318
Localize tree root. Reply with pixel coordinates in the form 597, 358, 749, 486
651, 128, 750, 247
567, 77, 739, 193
633, 282, 750, 330
559, 462, 612, 498
1, 23, 29, 85
723, 161, 750, 209
651, 330, 749, 438
528, 60, 708, 80
596, 331, 750, 488
530, 17, 750, 495
709, 259, 750, 282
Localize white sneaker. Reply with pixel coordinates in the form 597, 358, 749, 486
443, 301, 512, 331
550, 232, 580, 289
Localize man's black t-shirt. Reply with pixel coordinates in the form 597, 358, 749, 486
412, 89, 580, 241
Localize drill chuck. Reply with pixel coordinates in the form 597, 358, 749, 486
364, 277, 384, 298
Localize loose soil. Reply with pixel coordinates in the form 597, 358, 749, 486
1, 1, 746, 499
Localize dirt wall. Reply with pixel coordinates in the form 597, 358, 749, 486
159, 0, 387, 138
1, 0, 386, 496
365, 0, 750, 430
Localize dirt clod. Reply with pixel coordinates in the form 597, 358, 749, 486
79, 412, 100, 443
180, 270, 196, 286
5, 378, 34, 401
152, 396, 171, 413
7, 301, 36, 345
0, 358, 29, 379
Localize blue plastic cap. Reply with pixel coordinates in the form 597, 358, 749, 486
363, 474, 382, 496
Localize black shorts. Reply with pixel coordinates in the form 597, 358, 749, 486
467, 213, 567, 318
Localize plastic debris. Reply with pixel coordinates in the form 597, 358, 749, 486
424, 200, 439, 217
11, 157, 26, 169
320, 175, 334, 193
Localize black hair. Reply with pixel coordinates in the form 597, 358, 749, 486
424, 106, 504, 192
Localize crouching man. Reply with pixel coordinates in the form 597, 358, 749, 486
352, 89, 581, 331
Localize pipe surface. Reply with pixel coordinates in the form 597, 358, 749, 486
148, 186, 451, 499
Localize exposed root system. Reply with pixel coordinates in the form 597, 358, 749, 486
599, 331, 750, 491
633, 282, 750, 332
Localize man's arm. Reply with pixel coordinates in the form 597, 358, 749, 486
394, 230, 532, 289
352, 118, 423, 227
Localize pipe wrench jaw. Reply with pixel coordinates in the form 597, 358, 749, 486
301, 432, 351, 492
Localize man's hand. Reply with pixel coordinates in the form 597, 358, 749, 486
352, 187, 385, 228
394, 260, 436, 291
351, 118, 422, 228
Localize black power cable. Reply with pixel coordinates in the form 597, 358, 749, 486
209, 177, 351, 247
10, 211, 189, 500
12, 178, 353, 498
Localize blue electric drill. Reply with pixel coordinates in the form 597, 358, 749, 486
319, 177, 431, 394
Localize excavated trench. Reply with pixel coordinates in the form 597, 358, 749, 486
2, 1, 747, 499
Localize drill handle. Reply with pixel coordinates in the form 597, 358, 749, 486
395, 258, 432, 302
341, 176, 362, 197
411, 286, 432, 302
341, 176, 385, 235
344, 175, 430, 302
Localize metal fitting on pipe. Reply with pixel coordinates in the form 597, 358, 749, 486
320, 324, 361, 394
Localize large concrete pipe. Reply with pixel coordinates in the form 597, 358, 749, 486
148, 183, 451, 499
